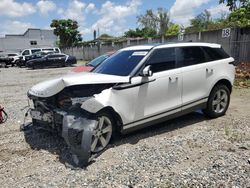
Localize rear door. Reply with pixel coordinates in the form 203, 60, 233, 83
177, 46, 209, 108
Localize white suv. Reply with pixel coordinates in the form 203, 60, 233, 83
27, 43, 235, 166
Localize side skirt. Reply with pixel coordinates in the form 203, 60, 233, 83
121, 99, 207, 134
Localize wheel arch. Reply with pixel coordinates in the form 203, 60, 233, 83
209, 78, 233, 97
97, 106, 123, 132
213, 79, 232, 93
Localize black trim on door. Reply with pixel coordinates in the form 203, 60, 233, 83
122, 97, 207, 134
113, 79, 156, 90
121, 97, 208, 133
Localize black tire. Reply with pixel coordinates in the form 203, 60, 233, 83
203, 84, 230, 118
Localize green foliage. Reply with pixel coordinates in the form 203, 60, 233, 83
219, 0, 248, 11
166, 24, 181, 36
50, 19, 82, 48
228, 3, 250, 27
98, 33, 113, 39
137, 8, 171, 36
185, 10, 212, 33
157, 8, 171, 36
137, 9, 158, 31
124, 27, 158, 38
186, 1, 250, 33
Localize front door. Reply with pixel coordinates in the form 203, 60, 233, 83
111, 47, 182, 129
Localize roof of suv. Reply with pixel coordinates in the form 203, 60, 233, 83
120, 42, 221, 51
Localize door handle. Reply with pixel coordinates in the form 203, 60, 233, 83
206, 68, 213, 73
169, 76, 178, 82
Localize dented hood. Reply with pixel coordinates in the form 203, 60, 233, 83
28, 72, 130, 98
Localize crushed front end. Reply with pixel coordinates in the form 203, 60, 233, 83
27, 83, 114, 167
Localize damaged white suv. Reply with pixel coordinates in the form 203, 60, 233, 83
28, 43, 235, 166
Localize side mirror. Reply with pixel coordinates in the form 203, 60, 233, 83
141, 65, 153, 77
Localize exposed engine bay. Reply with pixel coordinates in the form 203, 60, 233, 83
28, 83, 117, 166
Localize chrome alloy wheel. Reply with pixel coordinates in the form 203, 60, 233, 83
91, 116, 113, 153
212, 89, 228, 114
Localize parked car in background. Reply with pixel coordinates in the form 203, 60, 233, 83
21, 47, 61, 57
0, 55, 13, 67
17, 50, 54, 67
17, 47, 61, 67
30, 51, 54, 59
7, 53, 21, 66
26, 53, 76, 69
27, 43, 235, 166
70, 51, 115, 73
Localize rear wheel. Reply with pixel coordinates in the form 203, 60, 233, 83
203, 84, 230, 118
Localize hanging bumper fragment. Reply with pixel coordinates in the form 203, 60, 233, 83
62, 113, 97, 167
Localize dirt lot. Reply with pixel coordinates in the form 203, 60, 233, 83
0, 67, 249, 187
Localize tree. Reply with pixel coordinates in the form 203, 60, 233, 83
98, 34, 113, 39
137, 10, 158, 31
186, 10, 212, 33
166, 24, 181, 36
50, 19, 82, 48
124, 27, 158, 38
137, 8, 171, 36
228, 3, 250, 26
157, 8, 171, 36
219, 0, 248, 11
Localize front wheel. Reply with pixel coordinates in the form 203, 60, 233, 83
71, 112, 114, 167
203, 84, 230, 118
91, 112, 113, 153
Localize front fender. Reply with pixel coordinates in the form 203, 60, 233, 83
80, 98, 105, 113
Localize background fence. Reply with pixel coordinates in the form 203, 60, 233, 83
62, 27, 250, 62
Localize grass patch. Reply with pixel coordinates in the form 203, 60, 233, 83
234, 78, 250, 88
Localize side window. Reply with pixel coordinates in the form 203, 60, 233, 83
22, 50, 30, 56
31, 49, 41, 54
178, 47, 206, 66
202, 47, 230, 61
146, 48, 176, 73
48, 54, 64, 58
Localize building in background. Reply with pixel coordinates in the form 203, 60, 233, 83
0, 28, 57, 53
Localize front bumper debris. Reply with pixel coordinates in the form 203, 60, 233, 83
30, 109, 53, 123
62, 113, 97, 167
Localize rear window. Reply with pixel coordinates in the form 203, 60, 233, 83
202, 47, 230, 61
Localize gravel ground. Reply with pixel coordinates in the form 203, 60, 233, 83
0, 67, 249, 188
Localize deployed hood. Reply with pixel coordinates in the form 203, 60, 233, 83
28, 72, 130, 98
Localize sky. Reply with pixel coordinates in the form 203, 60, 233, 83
0, 0, 230, 40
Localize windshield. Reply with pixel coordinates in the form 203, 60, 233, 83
88, 54, 109, 67
93, 50, 149, 76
